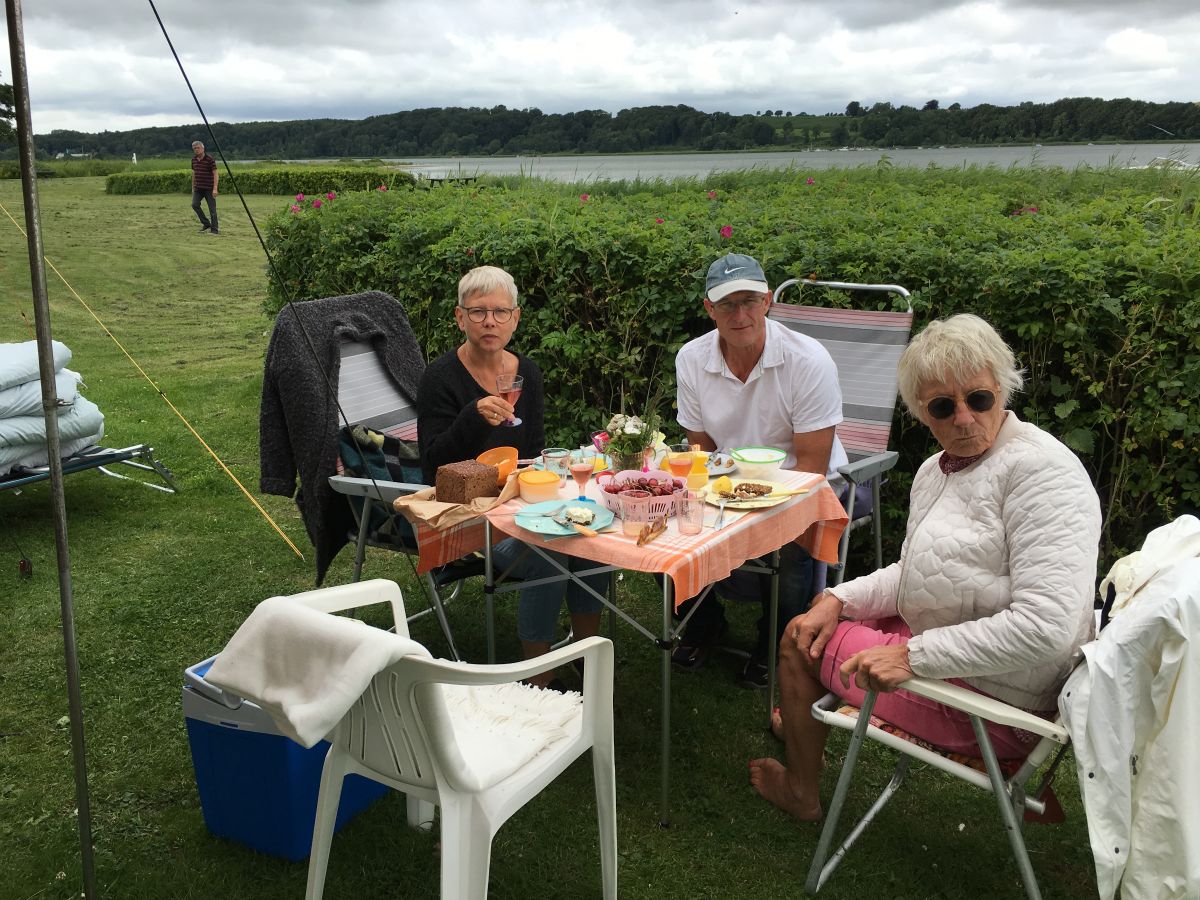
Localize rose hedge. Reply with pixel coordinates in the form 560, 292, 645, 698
104, 166, 413, 195
262, 166, 1200, 566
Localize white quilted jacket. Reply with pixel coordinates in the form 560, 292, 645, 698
830, 412, 1102, 710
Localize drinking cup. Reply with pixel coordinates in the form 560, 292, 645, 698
569, 449, 594, 501
540, 448, 571, 487
619, 489, 652, 537
667, 443, 694, 480
676, 490, 705, 535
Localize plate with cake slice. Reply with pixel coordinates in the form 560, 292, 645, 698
514, 500, 615, 536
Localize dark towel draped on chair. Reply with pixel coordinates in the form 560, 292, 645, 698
259, 291, 424, 583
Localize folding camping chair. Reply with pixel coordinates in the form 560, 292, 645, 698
327, 339, 474, 661
806, 676, 1070, 899
768, 279, 913, 587
0, 443, 177, 494
804, 514, 1200, 900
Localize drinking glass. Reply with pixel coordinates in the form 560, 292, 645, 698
619, 489, 652, 537
568, 450, 594, 501
676, 490, 705, 535
540, 448, 571, 487
496, 373, 524, 426
667, 442, 694, 480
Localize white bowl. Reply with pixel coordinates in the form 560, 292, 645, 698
730, 446, 786, 482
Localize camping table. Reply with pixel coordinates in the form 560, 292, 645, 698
483, 470, 848, 825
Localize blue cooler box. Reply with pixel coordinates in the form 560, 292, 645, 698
183, 656, 389, 861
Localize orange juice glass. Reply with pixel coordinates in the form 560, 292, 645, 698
667, 443, 693, 479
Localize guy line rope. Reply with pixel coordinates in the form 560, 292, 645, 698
0, 198, 305, 559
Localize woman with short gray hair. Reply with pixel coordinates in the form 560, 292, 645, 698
751, 314, 1101, 821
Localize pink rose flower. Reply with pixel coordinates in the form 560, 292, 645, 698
655, 217, 665, 224
806, 177, 815, 185
289, 205, 300, 213
377, 184, 388, 192
719, 225, 733, 238
326, 191, 336, 201
312, 199, 322, 209
580, 193, 590, 202
295, 193, 304, 201
707, 190, 717, 199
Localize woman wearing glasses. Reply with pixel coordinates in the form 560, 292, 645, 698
751, 313, 1101, 821
418, 266, 540, 482
417, 265, 604, 690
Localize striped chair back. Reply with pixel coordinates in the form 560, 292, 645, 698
768, 287, 913, 463
337, 340, 419, 443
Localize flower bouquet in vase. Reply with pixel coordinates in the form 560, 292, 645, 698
593, 411, 665, 473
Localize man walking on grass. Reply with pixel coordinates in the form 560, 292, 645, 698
190, 140, 219, 235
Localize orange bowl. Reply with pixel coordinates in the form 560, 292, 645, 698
476, 445, 518, 485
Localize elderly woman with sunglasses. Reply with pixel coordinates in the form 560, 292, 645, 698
751, 313, 1101, 821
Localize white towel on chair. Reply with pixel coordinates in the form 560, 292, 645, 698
206, 595, 430, 748
441, 682, 583, 790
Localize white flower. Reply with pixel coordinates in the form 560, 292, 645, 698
623, 421, 644, 435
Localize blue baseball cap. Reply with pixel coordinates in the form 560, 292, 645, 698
705, 253, 769, 302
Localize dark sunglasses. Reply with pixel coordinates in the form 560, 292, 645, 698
923, 389, 997, 420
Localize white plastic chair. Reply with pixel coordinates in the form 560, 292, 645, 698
288, 580, 617, 900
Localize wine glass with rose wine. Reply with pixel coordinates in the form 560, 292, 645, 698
496, 373, 524, 426
569, 450, 595, 501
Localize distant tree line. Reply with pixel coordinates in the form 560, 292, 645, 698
16, 96, 1200, 160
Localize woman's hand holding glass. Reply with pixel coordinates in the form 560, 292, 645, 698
496, 374, 524, 426
476, 395, 515, 428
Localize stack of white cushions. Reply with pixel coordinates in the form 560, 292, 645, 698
0, 340, 105, 476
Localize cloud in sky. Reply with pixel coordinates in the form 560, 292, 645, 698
3, 0, 1197, 134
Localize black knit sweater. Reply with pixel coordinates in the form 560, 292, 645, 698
259, 291, 425, 583
417, 349, 545, 484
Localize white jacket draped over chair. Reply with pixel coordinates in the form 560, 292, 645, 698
1060, 515, 1200, 900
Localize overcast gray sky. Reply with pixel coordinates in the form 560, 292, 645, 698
6, 0, 1199, 134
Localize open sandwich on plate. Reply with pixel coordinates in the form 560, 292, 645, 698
718, 481, 774, 501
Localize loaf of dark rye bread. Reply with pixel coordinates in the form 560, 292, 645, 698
435, 460, 500, 504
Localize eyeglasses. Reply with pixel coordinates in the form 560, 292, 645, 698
920, 389, 997, 420
459, 305, 516, 324
710, 296, 766, 316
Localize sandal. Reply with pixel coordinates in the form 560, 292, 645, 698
670, 642, 713, 670
670, 619, 729, 671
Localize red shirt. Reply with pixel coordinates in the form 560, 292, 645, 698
191, 153, 216, 191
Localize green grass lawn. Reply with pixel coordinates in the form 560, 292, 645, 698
0, 176, 1096, 899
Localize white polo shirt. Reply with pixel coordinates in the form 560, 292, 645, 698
675, 317, 847, 476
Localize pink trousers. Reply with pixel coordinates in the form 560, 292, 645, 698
818, 617, 1046, 760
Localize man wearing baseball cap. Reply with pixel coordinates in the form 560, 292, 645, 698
673, 252, 846, 687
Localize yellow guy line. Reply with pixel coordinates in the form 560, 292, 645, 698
0, 200, 304, 559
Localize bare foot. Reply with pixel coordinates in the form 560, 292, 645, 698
749, 758, 822, 821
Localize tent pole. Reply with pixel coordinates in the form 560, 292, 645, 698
4, 0, 98, 896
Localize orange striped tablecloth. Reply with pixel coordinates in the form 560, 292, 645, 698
485, 470, 848, 607
409, 518, 493, 574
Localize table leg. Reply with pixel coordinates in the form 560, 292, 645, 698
767, 548, 780, 722
483, 519, 496, 664
660, 574, 673, 827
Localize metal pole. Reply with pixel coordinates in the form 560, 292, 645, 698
4, 1, 98, 896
